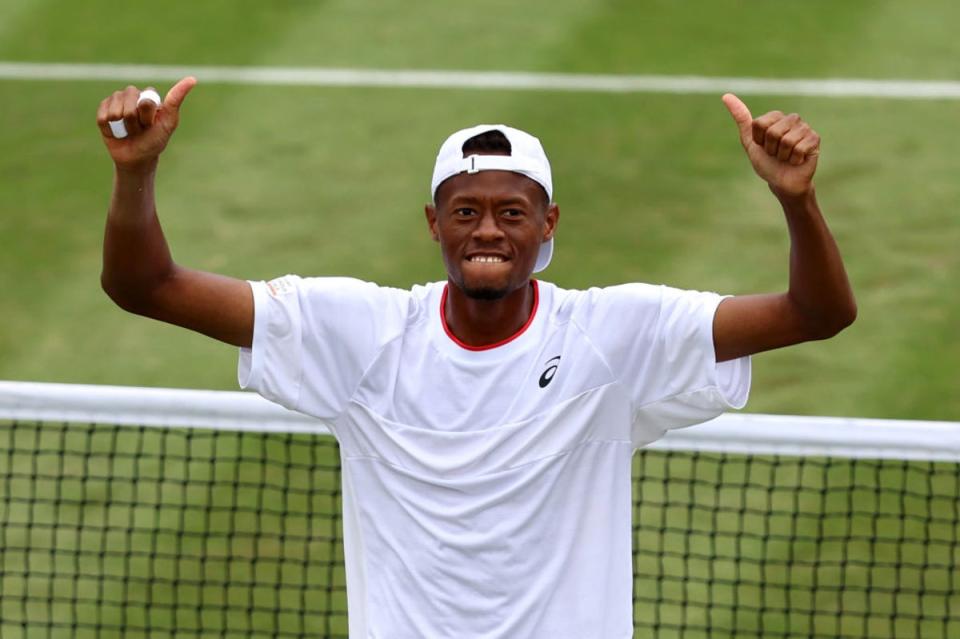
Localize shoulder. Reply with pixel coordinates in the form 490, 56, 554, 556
261, 275, 444, 329
294, 276, 409, 298
541, 280, 664, 321
544, 281, 724, 343
273, 275, 430, 306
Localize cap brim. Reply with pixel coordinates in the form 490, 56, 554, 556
533, 238, 553, 273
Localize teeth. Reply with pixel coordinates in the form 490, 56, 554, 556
470, 256, 505, 263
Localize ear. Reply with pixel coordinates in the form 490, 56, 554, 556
542, 203, 560, 241
424, 203, 440, 242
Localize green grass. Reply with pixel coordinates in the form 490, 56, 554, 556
2, 1, 959, 418
632, 449, 960, 638
1, 81, 958, 418
1, 1, 959, 636
4, 420, 958, 638
1, 421, 348, 638
3, 1, 960, 419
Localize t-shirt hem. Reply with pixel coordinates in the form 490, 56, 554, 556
705, 295, 751, 410
237, 280, 269, 392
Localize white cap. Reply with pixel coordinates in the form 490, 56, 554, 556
431, 124, 554, 273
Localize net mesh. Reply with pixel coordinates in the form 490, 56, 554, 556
2, 401, 960, 638
632, 451, 960, 638
1, 421, 347, 638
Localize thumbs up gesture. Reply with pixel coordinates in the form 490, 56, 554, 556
722, 93, 820, 198
97, 76, 197, 171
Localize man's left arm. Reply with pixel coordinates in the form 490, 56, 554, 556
713, 94, 857, 363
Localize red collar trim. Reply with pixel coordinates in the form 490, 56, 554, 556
440, 280, 539, 351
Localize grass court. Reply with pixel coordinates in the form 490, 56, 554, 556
1, 1, 959, 636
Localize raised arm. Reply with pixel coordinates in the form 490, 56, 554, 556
712, 94, 856, 363
97, 78, 253, 348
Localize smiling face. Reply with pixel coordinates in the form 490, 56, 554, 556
426, 169, 559, 300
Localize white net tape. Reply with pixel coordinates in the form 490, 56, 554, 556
1, 381, 958, 461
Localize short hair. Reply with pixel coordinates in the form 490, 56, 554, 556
461, 130, 512, 156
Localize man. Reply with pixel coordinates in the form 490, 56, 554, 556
97, 77, 855, 638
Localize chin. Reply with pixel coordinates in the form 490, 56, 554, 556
461, 284, 510, 301
451, 270, 512, 300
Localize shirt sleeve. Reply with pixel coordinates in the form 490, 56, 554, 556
238, 275, 410, 421
573, 283, 751, 446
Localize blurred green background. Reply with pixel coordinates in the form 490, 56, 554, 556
3, 3, 960, 638
1, 0, 958, 419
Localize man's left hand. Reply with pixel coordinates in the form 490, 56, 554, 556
722, 93, 820, 198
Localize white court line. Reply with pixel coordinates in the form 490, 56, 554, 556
2, 61, 960, 99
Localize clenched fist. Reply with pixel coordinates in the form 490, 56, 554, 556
723, 93, 821, 198
96, 76, 197, 171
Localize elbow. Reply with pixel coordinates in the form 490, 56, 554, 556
101, 272, 151, 315
834, 294, 858, 334
101, 273, 132, 312
841, 298, 858, 330
787, 285, 857, 341
101, 272, 122, 306
810, 298, 858, 340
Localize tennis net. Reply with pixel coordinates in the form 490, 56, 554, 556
1, 381, 958, 638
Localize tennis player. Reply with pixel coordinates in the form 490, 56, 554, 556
97, 78, 855, 638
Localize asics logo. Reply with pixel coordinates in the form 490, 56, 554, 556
539, 356, 561, 388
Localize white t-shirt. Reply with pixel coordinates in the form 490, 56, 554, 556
239, 277, 750, 639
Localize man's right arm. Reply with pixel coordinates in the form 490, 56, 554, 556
98, 78, 254, 348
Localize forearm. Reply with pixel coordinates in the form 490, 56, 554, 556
776, 187, 857, 337
101, 161, 178, 311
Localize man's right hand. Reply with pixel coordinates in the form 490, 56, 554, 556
96, 76, 197, 171
98, 75, 254, 348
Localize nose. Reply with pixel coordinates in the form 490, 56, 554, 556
472, 211, 504, 241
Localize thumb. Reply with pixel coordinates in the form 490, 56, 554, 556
164, 76, 198, 111
721, 92, 753, 146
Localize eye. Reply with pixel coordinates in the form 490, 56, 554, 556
454, 207, 476, 217
501, 208, 524, 218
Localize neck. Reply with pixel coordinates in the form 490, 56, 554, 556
442, 280, 537, 349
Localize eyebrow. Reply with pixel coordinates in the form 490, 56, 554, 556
447, 194, 533, 207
